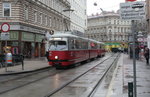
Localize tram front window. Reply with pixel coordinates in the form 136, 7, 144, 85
49, 41, 67, 50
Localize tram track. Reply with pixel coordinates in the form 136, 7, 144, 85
44, 54, 120, 97
0, 67, 64, 94
0, 67, 52, 83
0, 53, 117, 97
87, 54, 120, 97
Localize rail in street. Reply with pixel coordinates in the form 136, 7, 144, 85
0, 53, 119, 97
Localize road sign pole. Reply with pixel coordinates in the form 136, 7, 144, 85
1, 23, 10, 72
131, 20, 137, 97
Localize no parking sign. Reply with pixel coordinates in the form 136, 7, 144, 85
0, 23, 10, 40
1, 23, 10, 32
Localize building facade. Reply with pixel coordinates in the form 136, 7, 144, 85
69, 0, 87, 33
85, 11, 132, 51
146, 0, 150, 48
0, 0, 87, 58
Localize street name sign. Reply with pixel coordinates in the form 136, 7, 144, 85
120, 1, 146, 20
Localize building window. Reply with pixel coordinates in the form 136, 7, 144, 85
39, 13, 42, 24
45, 15, 47, 26
24, 5, 28, 20
3, 3, 11, 17
49, 17, 52, 27
34, 11, 37, 23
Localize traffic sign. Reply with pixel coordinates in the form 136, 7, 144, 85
137, 38, 143, 42
49, 30, 54, 35
120, 1, 146, 20
1, 23, 10, 32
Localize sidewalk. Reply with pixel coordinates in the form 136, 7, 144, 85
0, 58, 50, 75
110, 54, 150, 97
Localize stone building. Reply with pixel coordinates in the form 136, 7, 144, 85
85, 11, 131, 50
146, 0, 150, 48
0, 0, 87, 58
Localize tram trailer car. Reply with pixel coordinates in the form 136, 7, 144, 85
47, 32, 105, 68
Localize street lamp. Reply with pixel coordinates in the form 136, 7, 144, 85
63, 9, 74, 12
62, 8, 74, 31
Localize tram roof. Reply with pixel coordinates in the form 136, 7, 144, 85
51, 31, 78, 38
50, 31, 88, 40
49, 31, 105, 44
88, 38, 104, 44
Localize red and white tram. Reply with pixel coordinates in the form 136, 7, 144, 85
47, 31, 106, 69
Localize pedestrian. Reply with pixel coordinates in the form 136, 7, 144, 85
144, 46, 149, 65
45, 51, 49, 61
135, 46, 140, 60
139, 47, 144, 60
129, 47, 133, 59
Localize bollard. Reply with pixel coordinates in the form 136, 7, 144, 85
128, 82, 133, 97
5, 53, 12, 71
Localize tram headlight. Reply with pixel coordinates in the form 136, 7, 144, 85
55, 56, 59, 59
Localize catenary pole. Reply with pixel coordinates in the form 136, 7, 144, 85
131, 20, 137, 97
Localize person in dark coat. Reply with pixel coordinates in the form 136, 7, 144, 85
129, 47, 133, 59
144, 46, 149, 65
135, 46, 140, 60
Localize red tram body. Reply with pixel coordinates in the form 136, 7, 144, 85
47, 32, 106, 68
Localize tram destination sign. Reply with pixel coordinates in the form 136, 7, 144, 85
120, 1, 146, 20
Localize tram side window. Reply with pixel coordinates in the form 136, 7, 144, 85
91, 42, 97, 49
69, 39, 75, 50
82, 40, 88, 49
75, 40, 80, 49
69, 38, 88, 50
74, 39, 82, 50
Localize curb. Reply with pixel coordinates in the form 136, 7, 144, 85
0, 66, 51, 76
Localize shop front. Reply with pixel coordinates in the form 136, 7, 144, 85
0, 31, 45, 59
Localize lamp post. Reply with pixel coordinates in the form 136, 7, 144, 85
62, 8, 74, 31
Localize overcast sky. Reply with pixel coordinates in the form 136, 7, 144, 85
87, 0, 144, 15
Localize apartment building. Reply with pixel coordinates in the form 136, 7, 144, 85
85, 11, 131, 51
